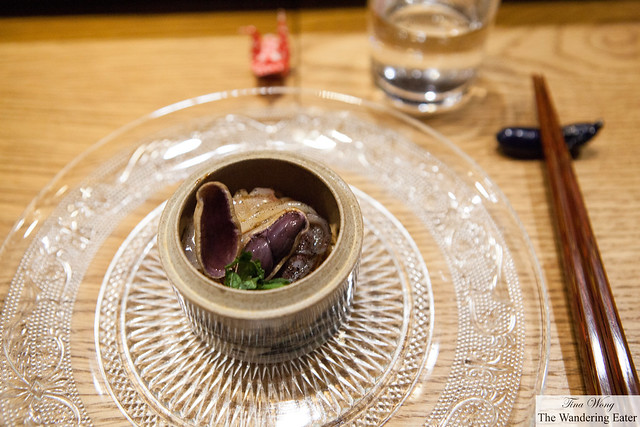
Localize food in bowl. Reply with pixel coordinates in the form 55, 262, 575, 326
181, 181, 335, 289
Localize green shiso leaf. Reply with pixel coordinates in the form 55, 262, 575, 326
223, 251, 290, 290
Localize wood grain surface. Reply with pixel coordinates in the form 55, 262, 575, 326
1, 0, 639, 422
534, 73, 639, 395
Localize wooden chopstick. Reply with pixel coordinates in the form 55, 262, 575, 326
533, 74, 639, 395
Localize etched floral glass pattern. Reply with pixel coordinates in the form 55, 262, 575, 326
0, 88, 548, 426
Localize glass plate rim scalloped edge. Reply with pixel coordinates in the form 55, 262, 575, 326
0, 86, 551, 425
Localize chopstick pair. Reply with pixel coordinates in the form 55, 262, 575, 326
533, 74, 639, 395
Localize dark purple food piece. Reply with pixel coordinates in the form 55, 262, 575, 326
194, 182, 241, 279
278, 212, 332, 281
242, 210, 308, 277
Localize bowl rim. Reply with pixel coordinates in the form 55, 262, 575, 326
158, 150, 363, 321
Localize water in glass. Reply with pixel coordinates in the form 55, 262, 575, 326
370, 2, 490, 113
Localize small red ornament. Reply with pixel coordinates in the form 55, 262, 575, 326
243, 10, 290, 78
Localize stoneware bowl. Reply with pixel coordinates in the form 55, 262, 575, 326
157, 151, 363, 363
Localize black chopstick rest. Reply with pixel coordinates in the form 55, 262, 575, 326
497, 120, 603, 159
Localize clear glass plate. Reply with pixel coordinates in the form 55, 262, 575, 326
0, 87, 549, 426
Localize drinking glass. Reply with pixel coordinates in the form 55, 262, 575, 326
368, 0, 501, 113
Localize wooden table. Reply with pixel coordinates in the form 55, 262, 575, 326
1, 1, 639, 423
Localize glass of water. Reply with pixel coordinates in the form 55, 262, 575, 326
368, 0, 501, 114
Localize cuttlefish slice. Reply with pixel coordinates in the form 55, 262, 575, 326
194, 182, 242, 279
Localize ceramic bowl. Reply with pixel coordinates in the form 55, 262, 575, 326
157, 151, 363, 363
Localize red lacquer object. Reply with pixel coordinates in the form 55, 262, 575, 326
244, 11, 290, 78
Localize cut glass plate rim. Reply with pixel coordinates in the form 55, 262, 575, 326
0, 86, 551, 423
